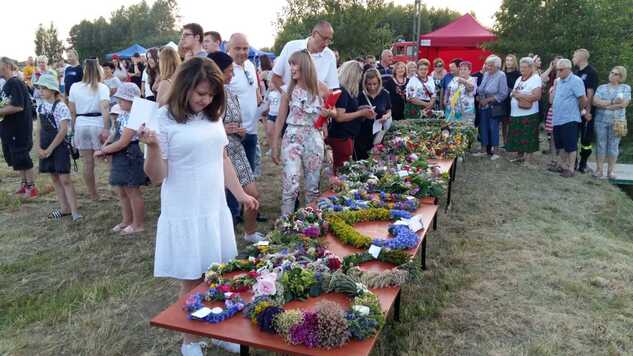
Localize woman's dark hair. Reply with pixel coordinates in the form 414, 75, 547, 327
102, 62, 115, 70
259, 55, 273, 71
167, 57, 225, 123
146, 48, 160, 92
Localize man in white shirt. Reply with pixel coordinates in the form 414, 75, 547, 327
271, 20, 339, 91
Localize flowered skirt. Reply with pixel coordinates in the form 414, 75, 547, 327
506, 113, 540, 153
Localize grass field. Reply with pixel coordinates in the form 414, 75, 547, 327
1, 141, 632, 356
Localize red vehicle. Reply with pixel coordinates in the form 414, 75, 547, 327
391, 14, 496, 71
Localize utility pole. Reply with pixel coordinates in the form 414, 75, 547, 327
414, 0, 421, 61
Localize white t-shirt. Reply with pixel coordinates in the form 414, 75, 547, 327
39, 100, 71, 128
142, 70, 154, 98
406, 75, 436, 102
228, 60, 259, 135
69, 82, 110, 128
272, 38, 339, 90
510, 74, 542, 117
267, 89, 282, 116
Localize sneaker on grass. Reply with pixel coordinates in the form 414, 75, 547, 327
211, 339, 240, 353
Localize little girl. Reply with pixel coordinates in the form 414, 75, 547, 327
34, 74, 81, 221
264, 76, 282, 151
94, 83, 145, 235
271, 50, 328, 216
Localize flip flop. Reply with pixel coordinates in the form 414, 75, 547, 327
120, 226, 145, 235
48, 209, 71, 220
112, 223, 129, 232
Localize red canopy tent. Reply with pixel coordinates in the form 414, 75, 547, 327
419, 14, 496, 71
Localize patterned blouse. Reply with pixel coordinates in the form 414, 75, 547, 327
595, 83, 631, 124
286, 86, 322, 126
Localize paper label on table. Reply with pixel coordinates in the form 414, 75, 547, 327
407, 216, 424, 232
254, 240, 270, 247
372, 119, 382, 134
191, 307, 212, 318
210, 307, 224, 315
368, 244, 382, 259
398, 170, 410, 178
128, 97, 159, 132
394, 220, 408, 226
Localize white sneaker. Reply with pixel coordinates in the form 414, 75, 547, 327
211, 339, 240, 353
181, 342, 204, 356
244, 232, 266, 243
490, 154, 500, 161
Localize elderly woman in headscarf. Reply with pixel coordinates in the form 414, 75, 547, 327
474, 55, 509, 160
506, 57, 543, 163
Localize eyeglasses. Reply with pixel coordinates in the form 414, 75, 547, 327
244, 69, 254, 86
314, 31, 333, 44
181, 32, 194, 39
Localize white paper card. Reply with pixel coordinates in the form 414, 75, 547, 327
372, 120, 382, 134
407, 216, 424, 232
254, 240, 270, 246
128, 97, 159, 132
394, 220, 408, 226
398, 170, 410, 178
210, 307, 224, 315
368, 244, 382, 259
191, 307, 212, 318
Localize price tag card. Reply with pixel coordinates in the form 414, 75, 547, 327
407, 215, 424, 232
254, 240, 270, 247
398, 170, 410, 178
394, 220, 408, 226
210, 307, 224, 315
368, 244, 382, 259
191, 307, 212, 319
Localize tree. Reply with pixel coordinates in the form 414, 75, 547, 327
68, 0, 179, 60
34, 23, 65, 63
273, 0, 460, 60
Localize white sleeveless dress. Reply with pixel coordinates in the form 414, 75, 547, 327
153, 107, 237, 280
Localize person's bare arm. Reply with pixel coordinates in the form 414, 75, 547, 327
271, 74, 284, 92
0, 104, 23, 117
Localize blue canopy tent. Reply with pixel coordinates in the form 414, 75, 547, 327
106, 44, 147, 59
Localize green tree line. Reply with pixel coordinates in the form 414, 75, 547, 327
67, 0, 180, 60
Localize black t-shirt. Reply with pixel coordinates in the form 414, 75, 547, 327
574, 64, 598, 95
64, 65, 83, 96
129, 62, 145, 89
0, 77, 33, 144
383, 76, 408, 120
504, 70, 521, 111
329, 87, 361, 139
358, 88, 391, 119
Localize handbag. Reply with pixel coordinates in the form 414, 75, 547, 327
613, 118, 628, 138
490, 101, 506, 118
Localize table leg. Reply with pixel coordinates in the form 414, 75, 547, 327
420, 237, 427, 270
444, 177, 452, 213
394, 290, 401, 322
240, 345, 249, 356
451, 158, 457, 182
433, 210, 437, 231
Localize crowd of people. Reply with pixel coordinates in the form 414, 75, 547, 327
0, 19, 631, 355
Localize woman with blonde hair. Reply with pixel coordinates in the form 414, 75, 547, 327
502, 54, 520, 145
383, 61, 408, 121
592, 66, 631, 179
272, 50, 328, 215
355, 68, 392, 159
68, 59, 111, 200
326, 60, 375, 172
156, 47, 182, 107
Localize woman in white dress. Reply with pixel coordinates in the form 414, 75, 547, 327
141, 57, 258, 356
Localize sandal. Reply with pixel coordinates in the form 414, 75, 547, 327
120, 226, 145, 235
112, 223, 129, 232
592, 171, 603, 179
48, 209, 71, 220
608, 173, 617, 180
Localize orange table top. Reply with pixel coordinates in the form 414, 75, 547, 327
428, 158, 455, 175
150, 203, 439, 355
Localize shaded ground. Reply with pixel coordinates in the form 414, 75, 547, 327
1, 142, 632, 356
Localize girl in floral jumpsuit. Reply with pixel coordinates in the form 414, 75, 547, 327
272, 50, 326, 216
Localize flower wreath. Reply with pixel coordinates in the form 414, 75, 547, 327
325, 208, 417, 249
184, 293, 245, 324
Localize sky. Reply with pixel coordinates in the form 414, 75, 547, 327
0, 0, 502, 60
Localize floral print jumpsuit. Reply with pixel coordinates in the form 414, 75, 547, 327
281, 87, 324, 216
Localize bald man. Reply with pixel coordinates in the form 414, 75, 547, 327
271, 20, 339, 91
